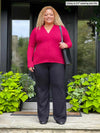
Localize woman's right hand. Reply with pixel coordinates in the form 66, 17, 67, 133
29, 67, 35, 72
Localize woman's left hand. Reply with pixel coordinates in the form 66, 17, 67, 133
59, 42, 68, 49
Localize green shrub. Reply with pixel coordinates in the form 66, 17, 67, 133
19, 73, 36, 98
0, 71, 36, 114
66, 73, 100, 114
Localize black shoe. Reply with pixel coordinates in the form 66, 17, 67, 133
56, 121, 65, 125
39, 120, 48, 124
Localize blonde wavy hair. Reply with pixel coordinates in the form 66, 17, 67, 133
36, 6, 65, 29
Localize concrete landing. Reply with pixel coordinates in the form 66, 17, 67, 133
0, 112, 100, 133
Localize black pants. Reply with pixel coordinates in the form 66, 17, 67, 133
34, 63, 66, 122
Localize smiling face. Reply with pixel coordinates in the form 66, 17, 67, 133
44, 9, 55, 25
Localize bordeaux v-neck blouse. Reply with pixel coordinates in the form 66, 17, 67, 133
27, 25, 72, 68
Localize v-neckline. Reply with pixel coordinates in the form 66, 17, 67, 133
43, 25, 54, 34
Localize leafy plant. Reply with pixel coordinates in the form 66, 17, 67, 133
19, 73, 36, 98
0, 71, 36, 114
0, 71, 28, 114
66, 73, 100, 114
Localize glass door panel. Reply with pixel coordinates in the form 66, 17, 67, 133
77, 20, 96, 74
11, 20, 30, 73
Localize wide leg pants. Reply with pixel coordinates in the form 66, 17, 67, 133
34, 63, 66, 123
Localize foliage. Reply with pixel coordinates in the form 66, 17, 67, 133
78, 20, 96, 74
11, 37, 28, 73
66, 73, 100, 114
0, 71, 36, 114
18, 37, 29, 73
19, 73, 36, 98
18, 37, 24, 47
88, 5, 100, 38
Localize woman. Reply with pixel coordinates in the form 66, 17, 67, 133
27, 6, 72, 124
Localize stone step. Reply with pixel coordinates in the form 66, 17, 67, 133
0, 102, 100, 133
0, 112, 100, 133
0, 129, 100, 133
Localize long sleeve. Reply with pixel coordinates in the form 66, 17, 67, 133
61, 26, 72, 48
27, 28, 36, 68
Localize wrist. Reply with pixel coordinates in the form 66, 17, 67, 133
65, 43, 68, 48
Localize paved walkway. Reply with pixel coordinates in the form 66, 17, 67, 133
0, 112, 100, 132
